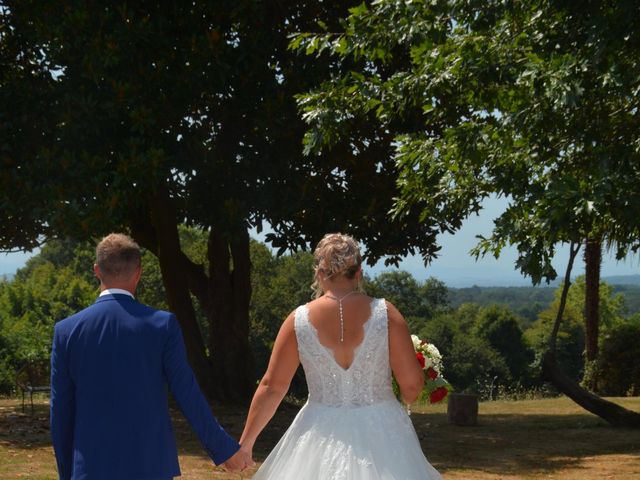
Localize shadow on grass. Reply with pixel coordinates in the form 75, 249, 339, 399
172, 402, 640, 476
409, 411, 640, 475
3, 398, 639, 478
0, 400, 51, 449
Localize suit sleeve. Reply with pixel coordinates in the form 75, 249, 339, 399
50, 324, 75, 480
162, 315, 240, 465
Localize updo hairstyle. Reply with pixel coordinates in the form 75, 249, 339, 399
312, 233, 363, 298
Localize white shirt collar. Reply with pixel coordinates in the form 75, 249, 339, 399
99, 288, 135, 299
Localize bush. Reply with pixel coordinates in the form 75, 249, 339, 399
473, 305, 535, 385
594, 323, 640, 396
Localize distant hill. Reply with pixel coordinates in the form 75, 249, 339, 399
448, 286, 555, 325
610, 284, 640, 315
448, 280, 640, 327
602, 274, 640, 286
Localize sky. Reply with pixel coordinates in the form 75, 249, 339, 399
366, 196, 640, 286
0, 250, 36, 277
1, 196, 638, 287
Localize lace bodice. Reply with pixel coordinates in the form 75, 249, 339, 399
294, 298, 396, 407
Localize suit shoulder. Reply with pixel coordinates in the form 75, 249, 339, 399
55, 303, 96, 332
136, 302, 174, 320
134, 303, 176, 329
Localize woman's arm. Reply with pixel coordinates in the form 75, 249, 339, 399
239, 310, 300, 456
387, 301, 424, 404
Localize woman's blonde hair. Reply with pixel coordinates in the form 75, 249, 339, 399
311, 233, 363, 298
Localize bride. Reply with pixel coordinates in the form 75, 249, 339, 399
239, 233, 442, 479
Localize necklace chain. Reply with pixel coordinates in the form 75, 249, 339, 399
324, 290, 359, 342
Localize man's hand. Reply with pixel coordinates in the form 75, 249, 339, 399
221, 447, 254, 472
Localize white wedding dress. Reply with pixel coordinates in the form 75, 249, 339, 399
253, 298, 442, 480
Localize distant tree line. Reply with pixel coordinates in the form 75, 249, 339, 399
448, 284, 640, 327
1, 236, 638, 399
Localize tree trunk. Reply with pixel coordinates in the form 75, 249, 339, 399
541, 351, 640, 427
146, 187, 215, 398
584, 237, 601, 363
447, 393, 478, 426
541, 242, 640, 428
206, 227, 254, 402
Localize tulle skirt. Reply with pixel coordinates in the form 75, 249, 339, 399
253, 399, 442, 480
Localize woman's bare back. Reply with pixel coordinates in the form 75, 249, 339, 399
305, 294, 374, 370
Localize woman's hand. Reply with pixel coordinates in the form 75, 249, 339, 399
221, 446, 254, 472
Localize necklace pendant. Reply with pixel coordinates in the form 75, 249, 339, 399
325, 290, 358, 344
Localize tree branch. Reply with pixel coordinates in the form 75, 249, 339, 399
548, 242, 580, 352
179, 251, 210, 310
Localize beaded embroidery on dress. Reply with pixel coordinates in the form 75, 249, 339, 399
252, 298, 442, 480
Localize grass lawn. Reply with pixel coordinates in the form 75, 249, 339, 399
1, 395, 638, 479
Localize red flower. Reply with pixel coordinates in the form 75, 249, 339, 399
426, 367, 438, 380
416, 352, 426, 369
429, 386, 448, 404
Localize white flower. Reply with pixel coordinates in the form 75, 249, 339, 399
411, 334, 421, 350
425, 344, 441, 359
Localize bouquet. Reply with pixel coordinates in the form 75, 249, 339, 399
411, 334, 451, 404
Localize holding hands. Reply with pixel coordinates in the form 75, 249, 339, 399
222, 447, 254, 472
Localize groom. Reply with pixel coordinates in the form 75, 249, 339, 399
50, 233, 252, 479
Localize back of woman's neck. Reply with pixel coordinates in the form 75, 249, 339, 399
323, 287, 359, 299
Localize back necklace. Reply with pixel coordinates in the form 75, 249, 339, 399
324, 290, 359, 342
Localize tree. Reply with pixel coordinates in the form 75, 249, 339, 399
474, 305, 533, 385
1, 1, 469, 400
540, 244, 640, 427
293, 0, 640, 423
595, 323, 640, 396
525, 287, 586, 382
419, 306, 510, 396
366, 271, 423, 318
0, 247, 96, 394
365, 272, 449, 331
526, 275, 626, 387
421, 277, 450, 316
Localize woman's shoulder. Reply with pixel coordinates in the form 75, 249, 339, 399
382, 299, 405, 326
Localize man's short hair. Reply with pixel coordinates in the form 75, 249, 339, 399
96, 233, 141, 280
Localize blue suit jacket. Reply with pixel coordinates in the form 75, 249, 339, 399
50, 293, 239, 480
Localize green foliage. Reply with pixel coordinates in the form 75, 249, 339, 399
525, 286, 586, 382
250, 243, 314, 355
0, 254, 96, 393
524, 276, 627, 384
3, 1, 482, 398
449, 286, 556, 326
594, 323, 640, 396
419, 306, 514, 396
448, 334, 511, 397
473, 305, 534, 385
248, 241, 315, 393
448, 283, 640, 326
294, 0, 640, 285
418, 312, 457, 356
612, 285, 640, 317
365, 271, 423, 317
364, 272, 449, 332
0, 0, 461, 272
